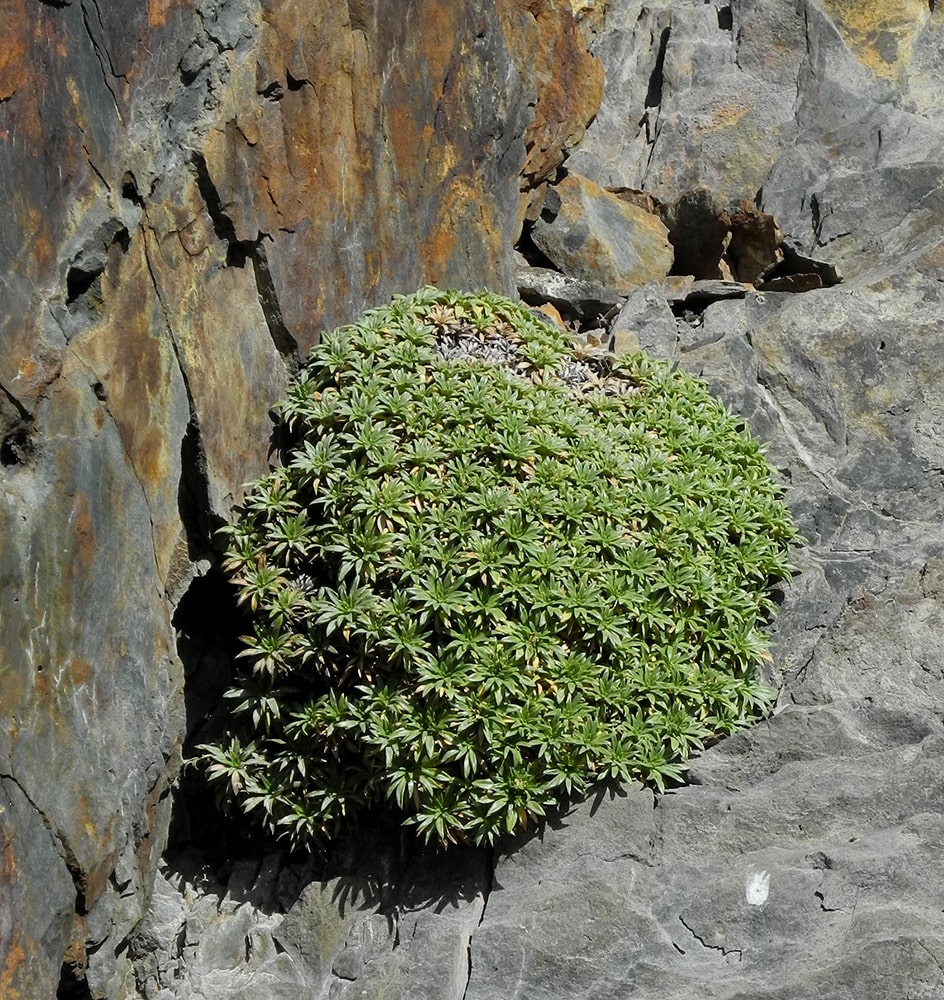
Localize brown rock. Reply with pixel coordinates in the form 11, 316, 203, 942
531, 172, 674, 290
534, 301, 568, 329
0, 0, 608, 993
726, 201, 784, 284
501, 0, 605, 227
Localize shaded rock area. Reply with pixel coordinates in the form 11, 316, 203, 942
3, 1, 944, 999
124, 1, 944, 998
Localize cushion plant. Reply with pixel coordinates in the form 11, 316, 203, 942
198, 286, 796, 848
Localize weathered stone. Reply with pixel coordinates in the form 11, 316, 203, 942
726, 201, 784, 285
502, 0, 605, 227
128, 836, 492, 1000
6, 0, 944, 995
662, 277, 749, 310
516, 264, 625, 321
530, 172, 674, 290
0, 777, 76, 1000
568, 0, 806, 203
610, 281, 678, 357
757, 3, 944, 284
757, 273, 824, 293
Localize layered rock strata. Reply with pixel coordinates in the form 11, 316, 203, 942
3, 0, 944, 997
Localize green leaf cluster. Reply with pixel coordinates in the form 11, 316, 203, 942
198, 287, 797, 848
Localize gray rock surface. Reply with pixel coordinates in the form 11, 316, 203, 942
568, 0, 806, 203
610, 280, 679, 357
4, 0, 944, 996
530, 172, 674, 289
516, 264, 625, 321
0, 0, 602, 995
125, 1, 944, 998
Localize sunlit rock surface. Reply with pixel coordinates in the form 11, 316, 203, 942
3, 0, 944, 997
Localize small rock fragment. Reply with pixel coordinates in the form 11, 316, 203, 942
726, 201, 784, 284
610, 281, 679, 360
516, 264, 625, 322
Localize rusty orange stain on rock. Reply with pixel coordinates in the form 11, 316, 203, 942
0, 812, 25, 997
696, 101, 752, 133
0, 0, 28, 100
69, 492, 95, 584
68, 658, 92, 686
817, 0, 930, 80
147, 0, 176, 28
0, 941, 25, 998
501, 0, 603, 187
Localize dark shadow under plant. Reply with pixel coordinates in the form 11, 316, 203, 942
196, 287, 797, 849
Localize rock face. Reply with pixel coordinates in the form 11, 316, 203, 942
0, 2, 600, 996
4, 0, 944, 998
530, 171, 674, 289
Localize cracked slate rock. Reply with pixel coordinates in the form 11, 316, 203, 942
530, 172, 674, 291
128, 839, 492, 1000
6, 0, 944, 997
516, 264, 626, 322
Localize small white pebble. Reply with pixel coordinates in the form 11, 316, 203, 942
745, 870, 770, 906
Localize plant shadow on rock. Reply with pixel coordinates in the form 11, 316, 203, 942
164, 448, 496, 922
164, 287, 796, 934
167, 561, 500, 919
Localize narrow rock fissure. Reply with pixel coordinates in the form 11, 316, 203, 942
809, 193, 822, 248
677, 915, 742, 962
249, 241, 300, 365
191, 152, 298, 366
81, 144, 111, 192
139, 221, 221, 565
460, 846, 495, 1000
1, 770, 88, 913
477, 846, 495, 929
0, 383, 33, 466
644, 25, 670, 109
814, 890, 840, 913
191, 153, 255, 266
178, 418, 224, 561
915, 941, 944, 981
78, 0, 122, 120
460, 935, 473, 1000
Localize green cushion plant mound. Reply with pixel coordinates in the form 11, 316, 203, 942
198, 287, 797, 848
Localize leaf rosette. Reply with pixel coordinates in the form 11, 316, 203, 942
199, 287, 797, 847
